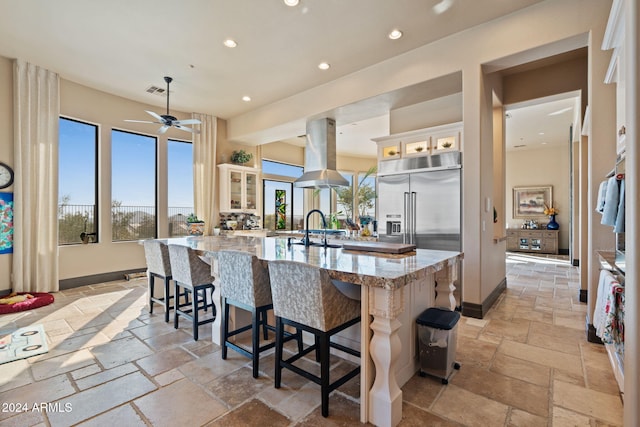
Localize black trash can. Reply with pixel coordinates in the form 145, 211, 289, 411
416, 307, 461, 384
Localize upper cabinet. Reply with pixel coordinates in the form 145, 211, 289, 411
218, 163, 261, 214
372, 122, 462, 163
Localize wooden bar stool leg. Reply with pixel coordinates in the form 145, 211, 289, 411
320, 333, 330, 417
149, 273, 155, 314
163, 277, 170, 323
252, 309, 260, 378
274, 316, 284, 389
261, 309, 269, 340
173, 281, 180, 330
221, 298, 229, 360
192, 288, 199, 341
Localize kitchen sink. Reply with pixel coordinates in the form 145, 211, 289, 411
289, 240, 342, 249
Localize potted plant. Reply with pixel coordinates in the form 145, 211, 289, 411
230, 150, 253, 165
328, 211, 342, 229
186, 213, 205, 236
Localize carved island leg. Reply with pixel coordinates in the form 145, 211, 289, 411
434, 260, 458, 310
368, 286, 405, 427
210, 260, 222, 345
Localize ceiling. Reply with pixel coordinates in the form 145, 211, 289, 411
505, 94, 580, 152
0, 0, 568, 157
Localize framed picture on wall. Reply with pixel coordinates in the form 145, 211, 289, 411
513, 186, 552, 218
0, 192, 14, 254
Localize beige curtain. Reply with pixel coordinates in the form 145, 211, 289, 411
12, 60, 60, 292
192, 113, 217, 235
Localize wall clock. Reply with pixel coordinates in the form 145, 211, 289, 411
0, 162, 14, 189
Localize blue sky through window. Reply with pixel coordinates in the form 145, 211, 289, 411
59, 118, 97, 205
111, 130, 156, 206
168, 140, 194, 207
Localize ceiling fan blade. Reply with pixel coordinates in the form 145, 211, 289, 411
145, 110, 164, 122
158, 125, 170, 134
175, 125, 200, 134
173, 119, 201, 126
124, 119, 157, 124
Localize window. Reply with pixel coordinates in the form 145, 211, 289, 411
111, 130, 157, 241
167, 139, 194, 237
357, 169, 377, 220
333, 172, 354, 225
58, 117, 98, 245
261, 160, 304, 230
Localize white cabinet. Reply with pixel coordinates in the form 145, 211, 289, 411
372, 122, 462, 162
218, 163, 261, 214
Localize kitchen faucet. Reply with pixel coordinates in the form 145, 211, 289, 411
304, 209, 328, 247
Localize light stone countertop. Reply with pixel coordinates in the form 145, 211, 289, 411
160, 235, 463, 291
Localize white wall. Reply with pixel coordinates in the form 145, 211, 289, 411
506, 146, 571, 250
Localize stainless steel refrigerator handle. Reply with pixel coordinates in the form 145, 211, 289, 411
411, 192, 417, 245
403, 192, 409, 244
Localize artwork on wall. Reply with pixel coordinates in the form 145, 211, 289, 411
0, 192, 14, 254
275, 189, 287, 230
513, 186, 552, 218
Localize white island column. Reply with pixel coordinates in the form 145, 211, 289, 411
367, 286, 405, 427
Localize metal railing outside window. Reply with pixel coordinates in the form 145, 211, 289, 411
58, 205, 194, 244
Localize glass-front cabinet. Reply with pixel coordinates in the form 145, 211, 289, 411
218, 163, 261, 214
372, 121, 462, 162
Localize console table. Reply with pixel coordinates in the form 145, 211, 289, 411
506, 229, 559, 254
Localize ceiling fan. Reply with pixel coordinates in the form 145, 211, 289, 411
125, 76, 201, 134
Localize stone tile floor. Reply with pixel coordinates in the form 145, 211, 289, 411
0, 253, 623, 426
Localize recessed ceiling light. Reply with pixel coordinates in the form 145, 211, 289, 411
242, 96, 251, 102
318, 62, 330, 70
223, 39, 237, 48
284, 0, 299, 6
539, 132, 545, 135
541, 142, 548, 144
388, 29, 403, 40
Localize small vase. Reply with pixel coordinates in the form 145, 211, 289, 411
547, 215, 559, 230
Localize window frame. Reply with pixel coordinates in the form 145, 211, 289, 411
58, 115, 100, 246
110, 128, 158, 241
167, 138, 194, 237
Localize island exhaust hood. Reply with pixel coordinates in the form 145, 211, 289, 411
294, 118, 349, 188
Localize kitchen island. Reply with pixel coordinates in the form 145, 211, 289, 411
159, 235, 462, 427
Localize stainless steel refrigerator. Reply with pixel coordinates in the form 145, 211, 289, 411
377, 152, 462, 305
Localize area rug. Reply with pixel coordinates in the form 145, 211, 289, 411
0, 324, 48, 365
0, 292, 54, 315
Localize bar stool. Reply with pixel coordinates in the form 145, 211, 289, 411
143, 240, 173, 322
268, 260, 361, 418
168, 244, 216, 341
218, 250, 301, 378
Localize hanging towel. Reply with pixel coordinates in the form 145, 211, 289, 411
614, 178, 625, 233
593, 270, 615, 336
602, 281, 625, 357
601, 177, 619, 226
596, 180, 608, 213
